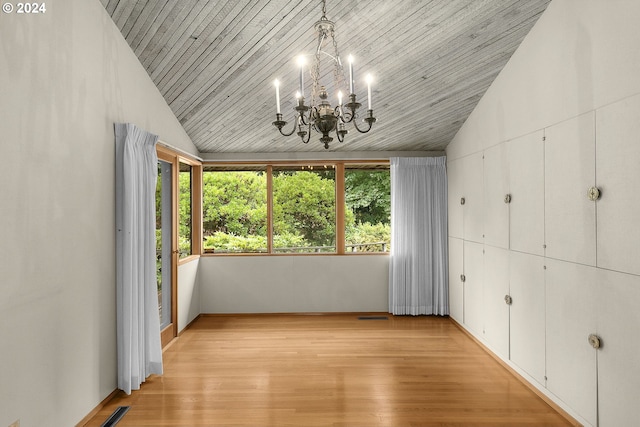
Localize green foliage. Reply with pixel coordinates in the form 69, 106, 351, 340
155, 164, 163, 230
179, 235, 192, 257
155, 229, 162, 288
346, 222, 391, 252
204, 232, 267, 253
178, 171, 192, 256
202, 172, 267, 237
193, 167, 390, 253
203, 231, 306, 253
272, 231, 307, 248
272, 171, 336, 247
345, 169, 390, 225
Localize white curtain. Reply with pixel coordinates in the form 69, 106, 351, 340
115, 123, 163, 395
389, 157, 448, 316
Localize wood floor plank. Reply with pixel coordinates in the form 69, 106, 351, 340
83, 314, 575, 426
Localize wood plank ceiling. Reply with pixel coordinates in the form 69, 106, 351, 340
101, 0, 551, 153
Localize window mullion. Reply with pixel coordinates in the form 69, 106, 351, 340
336, 163, 345, 254
267, 165, 273, 254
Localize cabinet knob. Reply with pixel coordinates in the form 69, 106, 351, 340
587, 186, 601, 201
460, 274, 466, 283
504, 194, 512, 204
588, 334, 602, 349
460, 197, 466, 205
504, 295, 513, 305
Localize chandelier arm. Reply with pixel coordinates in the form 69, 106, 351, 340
341, 93, 360, 124
272, 112, 298, 137
340, 109, 355, 124
300, 120, 312, 144
279, 121, 298, 137
352, 110, 377, 134
310, 106, 321, 135
299, 111, 309, 126
353, 120, 373, 134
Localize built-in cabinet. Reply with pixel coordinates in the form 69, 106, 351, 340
545, 112, 597, 266
447, 93, 640, 427
509, 251, 545, 386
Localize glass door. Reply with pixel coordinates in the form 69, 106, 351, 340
156, 152, 178, 347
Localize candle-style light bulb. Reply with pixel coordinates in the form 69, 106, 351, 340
348, 55, 354, 94
274, 79, 281, 114
365, 74, 373, 110
338, 90, 343, 106
297, 55, 305, 98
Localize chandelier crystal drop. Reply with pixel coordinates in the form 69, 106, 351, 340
272, 0, 376, 149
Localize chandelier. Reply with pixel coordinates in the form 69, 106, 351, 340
272, 0, 376, 149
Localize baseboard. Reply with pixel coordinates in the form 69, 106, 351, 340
76, 316, 197, 426
449, 318, 583, 427
198, 311, 390, 317
75, 388, 120, 427
179, 313, 203, 335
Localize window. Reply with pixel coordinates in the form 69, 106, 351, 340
201, 161, 389, 255
156, 159, 173, 329
178, 161, 193, 258
202, 165, 268, 253
272, 165, 336, 253
344, 165, 391, 253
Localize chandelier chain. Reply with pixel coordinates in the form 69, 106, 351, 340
311, 31, 323, 106
330, 27, 347, 99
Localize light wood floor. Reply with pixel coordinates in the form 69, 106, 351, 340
84, 314, 575, 426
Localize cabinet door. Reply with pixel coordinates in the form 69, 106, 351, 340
597, 269, 640, 427
545, 259, 597, 427
463, 152, 484, 244
448, 237, 464, 323
483, 143, 509, 249
463, 241, 484, 335
508, 130, 544, 256
509, 251, 545, 385
596, 94, 640, 276
483, 246, 509, 359
447, 159, 464, 239
545, 112, 596, 266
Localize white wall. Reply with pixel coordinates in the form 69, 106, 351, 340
0, 0, 198, 425
198, 154, 444, 315
199, 256, 389, 313
447, 0, 640, 159
178, 259, 200, 332
446, 1, 640, 426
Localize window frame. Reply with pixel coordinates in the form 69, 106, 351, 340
201, 165, 269, 254
201, 160, 389, 257
178, 156, 202, 265
157, 145, 202, 266
343, 163, 392, 254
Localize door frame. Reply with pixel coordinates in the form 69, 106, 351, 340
156, 144, 202, 348
157, 147, 179, 348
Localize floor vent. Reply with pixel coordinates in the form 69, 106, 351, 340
101, 406, 130, 427
358, 316, 389, 320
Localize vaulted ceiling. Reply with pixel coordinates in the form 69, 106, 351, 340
101, 0, 551, 153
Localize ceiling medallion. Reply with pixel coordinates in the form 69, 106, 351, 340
272, 0, 376, 149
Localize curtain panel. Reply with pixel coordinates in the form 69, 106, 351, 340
389, 157, 449, 316
115, 123, 163, 395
